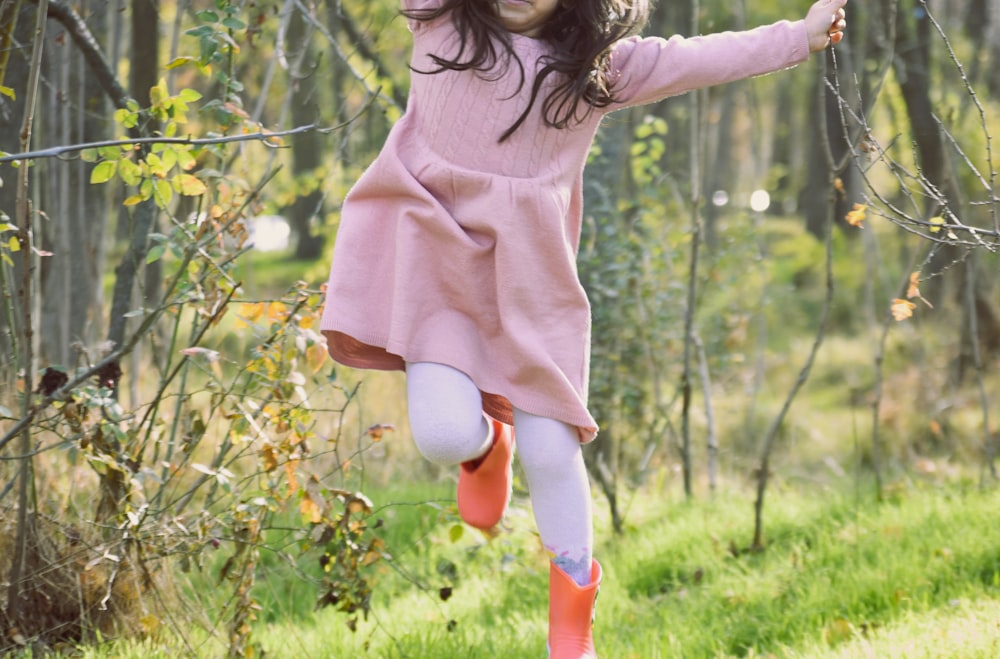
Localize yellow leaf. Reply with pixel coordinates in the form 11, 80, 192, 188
306, 342, 328, 373
929, 216, 944, 233
236, 302, 265, 329
266, 302, 288, 322
845, 203, 866, 228
299, 495, 322, 524
890, 298, 916, 321
175, 173, 207, 196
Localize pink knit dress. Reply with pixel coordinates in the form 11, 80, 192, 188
320, 0, 810, 442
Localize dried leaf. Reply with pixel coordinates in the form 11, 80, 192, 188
906, 272, 921, 299
905, 272, 934, 309
890, 298, 916, 321
845, 203, 867, 228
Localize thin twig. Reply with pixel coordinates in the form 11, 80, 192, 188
1, 123, 331, 163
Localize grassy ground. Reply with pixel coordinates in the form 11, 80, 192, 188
15, 230, 998, 658
52, 473, 1000, 658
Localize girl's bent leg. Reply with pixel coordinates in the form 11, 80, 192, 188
513, 409, 593, 586
406, 361, 492, 465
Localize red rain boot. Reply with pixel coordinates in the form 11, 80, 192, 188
457, 417, 514, 529
548, 559, 602, 658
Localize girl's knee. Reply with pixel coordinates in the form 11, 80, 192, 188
409, 409, 488, 465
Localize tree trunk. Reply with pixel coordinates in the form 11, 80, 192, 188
37, 0, 109, 367
286, 3, 326, 260
990, 0, 1000, 97
0, 0, 31, 379
893, 1, 1000, 380
801, 40, 862, 238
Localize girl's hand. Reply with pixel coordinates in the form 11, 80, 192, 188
806, 0, 847, 52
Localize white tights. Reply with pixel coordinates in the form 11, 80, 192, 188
406, 362, 594, 584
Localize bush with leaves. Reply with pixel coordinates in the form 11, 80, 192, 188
0, 43, 390, 659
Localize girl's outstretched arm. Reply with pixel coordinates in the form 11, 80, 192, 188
805, 0, 848, 52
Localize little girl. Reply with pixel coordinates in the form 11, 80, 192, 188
320, 0, 847, 655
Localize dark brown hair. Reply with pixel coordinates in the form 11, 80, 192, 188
403, 0, 651, 141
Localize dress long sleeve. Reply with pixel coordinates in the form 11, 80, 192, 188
607, 19, 810, 110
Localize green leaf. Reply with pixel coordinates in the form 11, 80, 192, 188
221, 17, 246, 30
175, 148, 197, 171
160, 147, 178, 171
90, 160, 117, 184
144, 152, 166, 177
185, 25, 214, 38
146, 244, 166, 264
154, 178, 173, 207
179, 88, 203, 103
79, 148, 99, 162
98, 145, 121, 160
118, 158, 142, 186
196, 10, 220, 22
114, 107, 139, 129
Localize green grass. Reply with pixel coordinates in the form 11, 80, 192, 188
269, 476, 1000, 658
54, 476, 1000, 658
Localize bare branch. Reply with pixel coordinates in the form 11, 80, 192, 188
1, 122, 333, 163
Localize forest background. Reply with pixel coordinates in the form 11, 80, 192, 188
2, 0, 1000, 656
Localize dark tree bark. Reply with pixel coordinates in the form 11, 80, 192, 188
965, 0, 1000, 96
647, 0, 695, 180
38, 0, 110, 366
0, 0, 31, 374
131, 0, 161, 317
287, 4, 326, 260
801, 40, 862, 239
